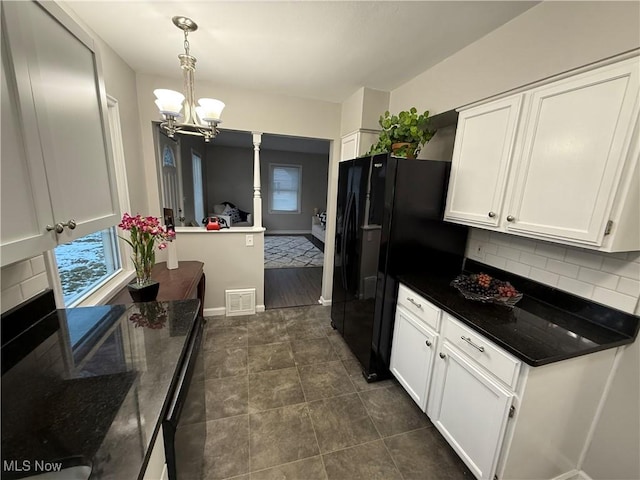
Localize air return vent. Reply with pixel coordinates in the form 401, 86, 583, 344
225, 288, 256, 316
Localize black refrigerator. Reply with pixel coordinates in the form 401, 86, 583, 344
331, 153, 468, 381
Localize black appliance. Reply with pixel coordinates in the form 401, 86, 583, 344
163, 315, 206, 480
331, 125, 468, 381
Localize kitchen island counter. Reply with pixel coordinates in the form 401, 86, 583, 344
1, 294, 200, 480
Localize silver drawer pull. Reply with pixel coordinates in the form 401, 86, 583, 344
461, 335, 485, 352
407, 297, 422, 309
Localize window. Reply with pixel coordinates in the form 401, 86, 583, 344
54, 227, 121, 306
192, 150, 205, 224
269, 164, 301, 213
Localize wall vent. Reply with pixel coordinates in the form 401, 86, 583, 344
225, 288, 256, 316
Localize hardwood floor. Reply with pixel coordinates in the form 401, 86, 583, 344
265, 267, 323, 309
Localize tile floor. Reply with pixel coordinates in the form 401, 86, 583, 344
202, 305, 473, 480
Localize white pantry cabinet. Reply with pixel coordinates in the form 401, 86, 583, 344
444, 55, 640, 252
340, 130, 380, 161
1, 1, 119, 267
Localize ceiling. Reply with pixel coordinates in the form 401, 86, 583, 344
65, 1, 537, 104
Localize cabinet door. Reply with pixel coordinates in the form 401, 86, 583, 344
428, 343, 512, 480
341, 132, 358, 161
5, 2, 119, 243
389, 306, 437, 412
444, 95, 522, 228
505, 57, 639, 245
0, 15, 56, 266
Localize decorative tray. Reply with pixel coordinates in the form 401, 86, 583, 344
451, 273, 523, 307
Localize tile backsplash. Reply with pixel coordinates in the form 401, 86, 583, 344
466, 229, 640, 314
1, 255, 50, 314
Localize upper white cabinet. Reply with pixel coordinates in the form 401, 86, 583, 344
444, 56, 640, 252
1, 1, 119, 266
340, 130, 380, 161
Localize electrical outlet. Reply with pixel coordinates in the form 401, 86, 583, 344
246, 234, 254, 247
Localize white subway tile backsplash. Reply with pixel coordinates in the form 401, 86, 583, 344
626, 251, 640, 263
519, 252, 548, 269
509, 236, 538, 253
471, 229, 491, 242
558, 277, 595, 298
534, 243, 566, 261
592, 287, 637, 314
617, 277, 640, 297
505, 260, 531, 277
30, 255, 46, 275
529, 267, 560, 287
546, 259, 580, 278
564, 250, 604, 270
577, 268, 619, 290
2, 260, 33, 288
601, 258, 640, 280
489, 231, 512, 247
19, 272, 49, 299
1, 284, 23, 313
497, 245, 521, 261
484, 243, 498, 256
467, 240, 485, 261
484, 253, 507, 270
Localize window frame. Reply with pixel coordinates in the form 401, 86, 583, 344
268, 163, 302, 214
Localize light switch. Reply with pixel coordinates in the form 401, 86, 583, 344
246, 234, 254, 247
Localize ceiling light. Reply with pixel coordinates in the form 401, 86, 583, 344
155, 16, 225, 142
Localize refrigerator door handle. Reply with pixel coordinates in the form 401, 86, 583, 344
342, 192, 354, 291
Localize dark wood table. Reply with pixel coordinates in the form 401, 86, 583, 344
108, 261, 205, 317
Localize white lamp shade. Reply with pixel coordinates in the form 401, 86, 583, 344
197, 98, 225, 122
154, 89, 185, 116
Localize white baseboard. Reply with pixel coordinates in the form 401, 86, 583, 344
204, 305, 265, 316
265, 230, 312, 235
319, 296, 332, 306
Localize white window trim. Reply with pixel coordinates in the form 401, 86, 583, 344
46, 94, 135, 308
269, 163, 302, 214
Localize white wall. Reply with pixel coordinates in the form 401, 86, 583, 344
387, 3, 640, 478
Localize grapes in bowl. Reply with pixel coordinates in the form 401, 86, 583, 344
451, 273, 522, 307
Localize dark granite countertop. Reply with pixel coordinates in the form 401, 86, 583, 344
1, 298, 200, 480
399, 262, 638, 367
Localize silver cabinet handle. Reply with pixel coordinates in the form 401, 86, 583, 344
46, 223, 64, 234
64, 219, 77, 230
461, 335, 485, 352
506, 215, 515, 222
425, 340, 432, 347
407, 297, 422, 309
439, 352, 446, 359
488, 211, 496, 218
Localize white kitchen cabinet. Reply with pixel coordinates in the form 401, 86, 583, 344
444, 95, 522, 228
389, 305, 437, 411
340, 130, 380, 161
1, 1, 119, 266
444, 55, 640, 251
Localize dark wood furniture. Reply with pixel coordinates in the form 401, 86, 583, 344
109, 261, 205, 317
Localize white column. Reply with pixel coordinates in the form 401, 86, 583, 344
252, 132, 263, 228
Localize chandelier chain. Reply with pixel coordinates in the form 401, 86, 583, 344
183, 30, 190, 56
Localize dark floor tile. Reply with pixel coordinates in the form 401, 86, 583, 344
248, 321, 289, 346
359, 385, 430, 437
249, 403, 319, 471
205, 375, 249, 420
281, 305, 329, 324
250, 456, 327, 480
203, 415, 250, 480
205, 315, 250, 328
249, 309, 284, 324
248, 367, 305, 412
205, 325, 248, 350
291, 337, 336, 366
322, 440, 402, 480
298, 361, 355, 401
308, 393, 379, 453
286, 318, 328, 340
205, 346, 248, 379
341, 357, 396, 392
248, 342, 295, 373
326, 333, 357, 361
384, 427, 474, 479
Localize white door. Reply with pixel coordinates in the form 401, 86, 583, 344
156, 130, 185, 224
6, 1, 120, 244
389, 306, 437, 412
428, 343, 513, 480
505, 57, 639, 245
0, 29, 56, 266
444, 95, 522, 228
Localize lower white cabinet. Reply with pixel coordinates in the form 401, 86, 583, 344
427, 342, 513, 480
389, 305, 437, 411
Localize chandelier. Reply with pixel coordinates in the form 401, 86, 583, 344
154, 16, 225, 142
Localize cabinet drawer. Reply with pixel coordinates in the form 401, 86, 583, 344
397, 284, 440, 331
443, 314, 521, 389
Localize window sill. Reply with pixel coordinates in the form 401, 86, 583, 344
175, 226, 266, 234
75, 269, 135, 307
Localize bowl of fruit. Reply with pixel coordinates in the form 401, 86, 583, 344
450, 272, 522, 307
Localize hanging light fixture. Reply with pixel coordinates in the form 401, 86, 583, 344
154, 16, 225, 142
